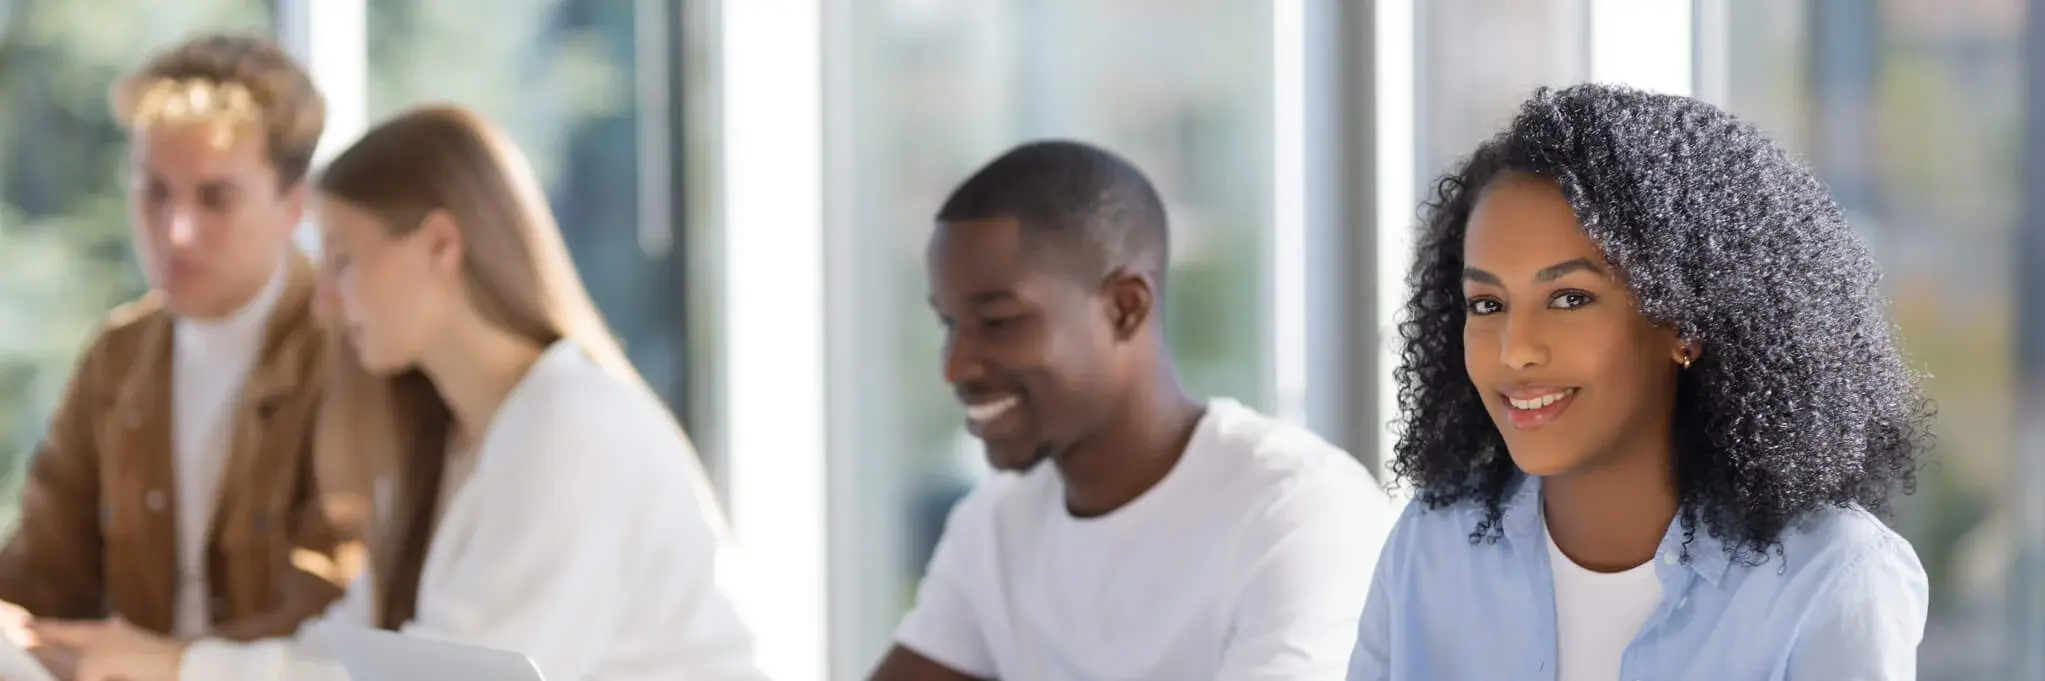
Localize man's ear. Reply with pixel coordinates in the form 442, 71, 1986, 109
1102, 268, 1155, 341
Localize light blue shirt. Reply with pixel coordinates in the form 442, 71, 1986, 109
1347, 475, 1928, 681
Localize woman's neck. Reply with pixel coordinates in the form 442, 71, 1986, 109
1541, 439, 1680, 572
418, 320, 546, 449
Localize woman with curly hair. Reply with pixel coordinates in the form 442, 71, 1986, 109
1346, 83, 1932, 681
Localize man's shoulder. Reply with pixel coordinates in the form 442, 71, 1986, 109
103, 291, 170, 330
99, 288, 177, 337
72, 292, 173, 370
1185, 400, 1397, 563
1200, 398, 1383, 500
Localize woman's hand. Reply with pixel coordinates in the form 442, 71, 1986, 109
30, 617, 187, 681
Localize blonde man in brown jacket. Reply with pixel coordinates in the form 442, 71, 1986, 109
0, 34, 363, 651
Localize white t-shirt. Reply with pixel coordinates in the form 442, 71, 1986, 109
894, 398, 1394, 681
1545, 517, 1663, 681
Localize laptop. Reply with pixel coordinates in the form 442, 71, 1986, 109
319, 623, 546, 681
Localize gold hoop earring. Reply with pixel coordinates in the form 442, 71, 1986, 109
1678, 354, 1693, 370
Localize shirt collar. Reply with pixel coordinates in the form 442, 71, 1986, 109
1501, 474, 1733, 588
174, 254, 290, 353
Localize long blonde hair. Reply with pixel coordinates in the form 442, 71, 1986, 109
315, 104, 646, 629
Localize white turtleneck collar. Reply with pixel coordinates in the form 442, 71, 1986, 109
174, 255, 291, 357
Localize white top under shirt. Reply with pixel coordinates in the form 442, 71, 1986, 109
894, 398, 1396, 681
180, 340, 771, 681
1545, 513, 1663, 681
169, 261, 290, 638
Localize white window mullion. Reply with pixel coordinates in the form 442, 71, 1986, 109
1690, 0, 1731, 106
720, 1, 827, 680
1589, 0, 1695, 96
276, 0, 368, 166
274, 0, 366, 255
1269, 0, 1309, 427
1372, 0, 1416, 495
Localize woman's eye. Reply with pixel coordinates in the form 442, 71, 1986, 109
1550, 291, 1595, 310
1466, 298, 1503, 316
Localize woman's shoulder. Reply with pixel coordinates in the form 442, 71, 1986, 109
1375, 476, 1551, 576
1386, 475, 1534, 538
491, 343, 690, 469
1709, 505, 1929, 647
1388, 494, 1478, 532
512, 367, 660, 428
1770, 504, 1924, 581
518, 341, 663, 412
1378, 493, 1495, 561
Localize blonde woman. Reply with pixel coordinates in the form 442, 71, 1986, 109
38, 105, 769, 681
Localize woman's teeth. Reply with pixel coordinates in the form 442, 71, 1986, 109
1508, 389, 1575, 410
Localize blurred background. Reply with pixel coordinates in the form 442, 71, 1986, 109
0, 1, 2039, 679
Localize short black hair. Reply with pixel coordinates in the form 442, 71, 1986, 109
936, 140, 1171, 287
1394, 83, 1933, 565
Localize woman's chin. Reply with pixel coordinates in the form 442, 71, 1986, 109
1503, 448, 1582, 478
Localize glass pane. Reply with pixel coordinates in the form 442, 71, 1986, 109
833, 1, 1272, 674
362, 0, 690, 422
0, 1, 273, 527
1722, 1, 2032, 678
1417, 0, 1589, 185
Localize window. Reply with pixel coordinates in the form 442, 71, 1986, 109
0, 0, 272, 526
1417, 0, 1589, 184
358, 0, 692, 429
829, 1, 1274, 675
1717, 0, 2035, 677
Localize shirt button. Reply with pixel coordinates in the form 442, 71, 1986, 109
1662, 551, 1679, 565
146, 490, 167, 512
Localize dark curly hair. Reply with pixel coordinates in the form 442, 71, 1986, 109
1391, 83, 1933, 565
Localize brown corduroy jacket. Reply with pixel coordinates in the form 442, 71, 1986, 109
0, 255, 367, 640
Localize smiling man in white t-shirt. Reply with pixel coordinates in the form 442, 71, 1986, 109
869, 140, 1395, 681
